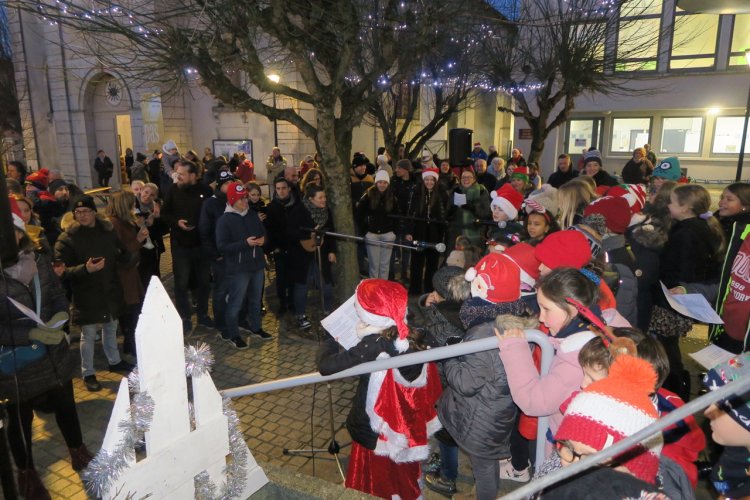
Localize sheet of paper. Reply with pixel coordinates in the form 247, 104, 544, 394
453, 192, 467, 207
6, 297, 68, 328
689, 344, 735, 370
660, 282, 724, 324
320, 294, 361, 350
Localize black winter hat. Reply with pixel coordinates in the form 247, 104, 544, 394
136, 152, 147, 162
432, 266, 465, 300
48, 179, 68, 194
217, 170, 236, 186
72, 195, 97, 212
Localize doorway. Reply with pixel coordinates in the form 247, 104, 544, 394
116, 114, 133, 185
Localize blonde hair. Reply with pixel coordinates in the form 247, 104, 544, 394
130, 180, 145, 190
672, 184, 726, 257
143, 182, 159, 196
105, 190, 137, 225
558, 178, 598, 229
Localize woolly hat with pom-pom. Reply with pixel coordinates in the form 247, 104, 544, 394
555, 355, 663, 484
490, 184, 524, 220
464, 253, 521, 303
652, 157, 681, 181
525, 184, 559, 217
354, 279, 411, 353
25, 168, 49, 190
583, 196, 632, 234
502, 242, 541, 289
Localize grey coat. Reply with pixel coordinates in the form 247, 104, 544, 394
437, 321, 516, 459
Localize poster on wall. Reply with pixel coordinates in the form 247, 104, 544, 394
213, 140, 254, 162
140, 93, 164, 153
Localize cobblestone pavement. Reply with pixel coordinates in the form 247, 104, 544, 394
30, 237, 714, 499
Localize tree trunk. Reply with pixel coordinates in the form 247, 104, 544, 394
315, 109, 359, 303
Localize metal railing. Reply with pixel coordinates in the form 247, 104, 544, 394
221, 330, 555, 470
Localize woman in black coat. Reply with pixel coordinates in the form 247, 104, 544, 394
1, 215, 92, 498
406, 169, 449, 295
287, 184, 336, 329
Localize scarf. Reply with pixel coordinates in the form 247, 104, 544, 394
459, 296, 528, 330
303, 197, 328, 226
4, 251, 38, 286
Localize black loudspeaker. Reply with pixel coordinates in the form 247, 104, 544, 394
449, 128, 473, 167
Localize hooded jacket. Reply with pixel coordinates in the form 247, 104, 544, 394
215, 206, 266, 273
54, 215, 125, 325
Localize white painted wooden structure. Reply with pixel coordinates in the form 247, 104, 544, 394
98, 278, 268, 499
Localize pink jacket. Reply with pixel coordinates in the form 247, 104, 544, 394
499, 331, 595, 448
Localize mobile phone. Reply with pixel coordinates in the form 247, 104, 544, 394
91, 257, 104, 264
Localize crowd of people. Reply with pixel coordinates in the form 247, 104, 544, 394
2, 138, 750, 499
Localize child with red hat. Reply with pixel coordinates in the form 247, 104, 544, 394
487, 184, 525, 251
318, 279, 442, 500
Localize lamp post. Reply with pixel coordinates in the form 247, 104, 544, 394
736, 48, 750, 182
267, 73, 280, 148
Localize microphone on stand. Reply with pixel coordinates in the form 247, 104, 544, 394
411, 240, 447, 253
473, 219, 506, 229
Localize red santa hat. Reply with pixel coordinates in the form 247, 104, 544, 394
556, 355, 663, 484
502, 242, 541, 289
534, 230, 592, 269
421, 167, 439, 181
464, 253, 521, 303
8, 196, 25, 231
354, 279, 410, 353
583, 196, 632, 234
490, 184, 524, 221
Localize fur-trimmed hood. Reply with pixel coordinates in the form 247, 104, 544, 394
63, 213, 113, 235
494, 314, 540, 332
628, 216, 670, 250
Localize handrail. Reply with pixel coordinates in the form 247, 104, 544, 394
502, 373, 750, 499
221, 330, 555, 470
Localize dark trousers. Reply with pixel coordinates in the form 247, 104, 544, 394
409, 248, 439, 295
211, 259, 228, 332
97, 174, 111, 187
7, 380, 83, 469
274, 250, 293, 310
171, 244, 210, 321
138, 247, 161, 288
656, 334, 689, 401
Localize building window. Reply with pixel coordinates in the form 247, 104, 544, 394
615, 0, 662, 72
729, 14, 750, 67
610, 117, 652, 153
670, 10, 719, 70
660, 117, 703, 155
712, 116, 750, 154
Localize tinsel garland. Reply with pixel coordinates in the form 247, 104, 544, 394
83, 343, 249, 499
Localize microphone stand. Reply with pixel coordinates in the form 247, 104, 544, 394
301, 228, 438, 253
282, 243, 347, 482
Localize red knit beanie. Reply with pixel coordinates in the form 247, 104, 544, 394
583, 196, 632, 234
502, 242, 540, 288
464, 253, 521, 303
354, 279, 410, 352
555, 355, 663, 484
534, 230, 592, 270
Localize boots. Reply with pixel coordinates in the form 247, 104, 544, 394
17, 468, 51, 500
69, 443, 94, 471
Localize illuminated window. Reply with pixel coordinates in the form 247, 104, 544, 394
610, 118, 652, 153
729, 14, 750, 67
615, 0, 662, 72
660, 117, 703, 155
670, 10, 719, 70
712, 117, 750, 154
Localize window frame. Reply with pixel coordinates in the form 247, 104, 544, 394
668, 6, 721, 72
608, 116, 654, 156
710, 115, 750, 156
613, 2, 663, 74
659, 115, 705, 156
727, 14, 750, 68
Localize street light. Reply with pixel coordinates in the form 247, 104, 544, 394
736, 48, 750, 182
267, 73, 280, 148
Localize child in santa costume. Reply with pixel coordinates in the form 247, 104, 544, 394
317, 279, 442, 500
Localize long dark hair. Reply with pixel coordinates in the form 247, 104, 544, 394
537, 267, 599, 327
367, 183, 395, 212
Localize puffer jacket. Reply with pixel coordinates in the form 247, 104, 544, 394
437, 321, 516, 459
415, 294, 464, 347
215, 207, 266, 273
0, 251, 76, 403
627, 214, 671, 331
54, 215, 125, 325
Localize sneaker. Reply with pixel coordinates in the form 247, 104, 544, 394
424, 472, 457, 497
499, 458, 530, 482
197, 315, 214, 327
423, 452, 441, 474
83, 375, 102, 392
229, 336, 249, 350
297, 315, 312, 330
109, 360, 135, 373
250, 328, 273, 341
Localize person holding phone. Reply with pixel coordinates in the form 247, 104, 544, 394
160, 159, 214, 334
216, 182, 271, 348
54, 195, 132, 392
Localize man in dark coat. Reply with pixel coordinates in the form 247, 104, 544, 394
93, 149, 114, 187
547, 153, 579, 188
161, 159, 214, 333
54, 195, 130, 391
265, 177, 299, 314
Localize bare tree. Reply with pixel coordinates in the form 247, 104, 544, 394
365, 24, 492, 161
483, 0, 669, 163
13, 0, 471, 296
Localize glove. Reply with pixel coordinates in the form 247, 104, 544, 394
28, 311, 69, 345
